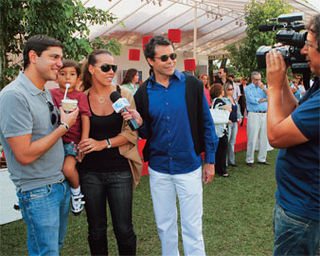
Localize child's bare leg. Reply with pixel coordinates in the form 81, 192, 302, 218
63, 156, 79, 188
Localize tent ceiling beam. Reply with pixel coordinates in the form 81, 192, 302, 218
117, 2, 177, 42
199, 33, 246, 54
167, 0, 244, 19
176, 13, 241, 50
182, 26, 245, 54
98, 2, 148, 37
144, 7, 193, 35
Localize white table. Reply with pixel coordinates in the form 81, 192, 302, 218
0, 169, 22, 225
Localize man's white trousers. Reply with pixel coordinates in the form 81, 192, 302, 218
149, 166, 205, 256
246, 112, 268, 163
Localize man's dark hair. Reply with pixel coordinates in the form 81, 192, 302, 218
306, 14, 320, 52
143, 35, 174, 75
61, 59, 81, 77
23, 35, 63, 69
219, 67, 228, 74
144, 35, 174, 60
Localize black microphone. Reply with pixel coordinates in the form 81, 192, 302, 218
110, 91, 139, 131
258, 24, 285, 32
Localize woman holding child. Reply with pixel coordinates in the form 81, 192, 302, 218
77, 49, 142, 256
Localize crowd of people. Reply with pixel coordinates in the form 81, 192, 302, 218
0, 13, 319, 256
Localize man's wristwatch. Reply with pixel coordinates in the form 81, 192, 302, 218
106, 138, 112, 149
59, 121, 69, 131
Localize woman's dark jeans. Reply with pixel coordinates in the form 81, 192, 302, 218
80, 170, 136, 256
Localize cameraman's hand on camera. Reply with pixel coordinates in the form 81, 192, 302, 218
59, 107, 79, 129
266, 50, 287, 91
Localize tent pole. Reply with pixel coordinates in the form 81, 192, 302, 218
193, 5, 197, 61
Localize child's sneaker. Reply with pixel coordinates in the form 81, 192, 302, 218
71, 193, 85, 215
13, 203, 20, 211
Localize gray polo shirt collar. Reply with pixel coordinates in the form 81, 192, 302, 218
18, 71, 46, 96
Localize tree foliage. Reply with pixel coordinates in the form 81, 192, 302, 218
0, 0, 121, 88
226, 0, 292, 78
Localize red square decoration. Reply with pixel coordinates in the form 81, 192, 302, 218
184, 59, 196, 71
168, 29, 181, 43
128, 49, 140, 61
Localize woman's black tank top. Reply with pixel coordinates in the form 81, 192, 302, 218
78, 95, 130, 173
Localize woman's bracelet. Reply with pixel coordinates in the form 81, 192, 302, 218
106, 138, 112, 149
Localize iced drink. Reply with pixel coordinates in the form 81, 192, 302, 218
61, 99, 78, 113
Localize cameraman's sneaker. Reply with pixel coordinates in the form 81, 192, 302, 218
71, 193, 85, 215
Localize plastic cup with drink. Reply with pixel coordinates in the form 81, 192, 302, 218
61, 83, 78, 113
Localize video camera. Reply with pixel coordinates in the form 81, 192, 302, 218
256, 13, 309, 76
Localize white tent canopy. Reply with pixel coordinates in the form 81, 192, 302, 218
84, 0, 320, 58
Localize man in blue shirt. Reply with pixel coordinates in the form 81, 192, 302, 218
266, 14, 320, 255
134, 36, 218, 256
244, 71, 269, 166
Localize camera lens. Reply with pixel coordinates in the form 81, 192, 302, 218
291, 32, 307, 48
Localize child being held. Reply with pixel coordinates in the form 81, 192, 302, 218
50, 59, 91, 215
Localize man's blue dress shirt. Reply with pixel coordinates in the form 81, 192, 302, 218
244, 83, 268, 112
139, 70, 217, 174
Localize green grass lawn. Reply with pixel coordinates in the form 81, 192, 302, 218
0, 150, 278, 255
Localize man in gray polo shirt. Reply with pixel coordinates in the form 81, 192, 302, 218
0, 35, 78, 255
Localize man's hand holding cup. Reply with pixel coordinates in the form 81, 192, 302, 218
59, 105, 79, 130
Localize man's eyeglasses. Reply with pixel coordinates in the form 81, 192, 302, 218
154, 53, 177, 62
227, 88, 234, 91
99, 64, 118, 73
304, 40, 317, 49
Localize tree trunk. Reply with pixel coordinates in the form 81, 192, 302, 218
0, 44, 7, 90
0, 6, 8, 90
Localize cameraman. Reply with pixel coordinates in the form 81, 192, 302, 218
266, 14, 319, 255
